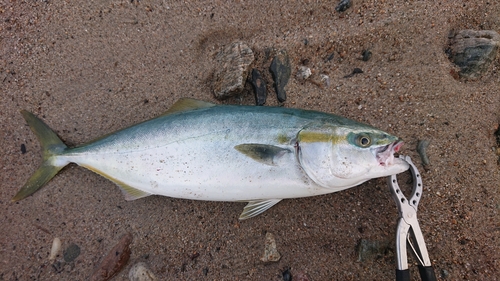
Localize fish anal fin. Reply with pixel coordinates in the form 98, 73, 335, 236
117, 182, 152, 201
80, 164, 152, 201
162, 98, 216, 116
239, 199, 282, 220
234, 144, 290, 166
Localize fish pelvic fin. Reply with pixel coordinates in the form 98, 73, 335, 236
239, 199, 282, 220
12, 111, 69, 202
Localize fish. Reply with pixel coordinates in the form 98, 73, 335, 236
13, 98, 409, 219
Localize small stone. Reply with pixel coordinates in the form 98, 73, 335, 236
282, 267, 292, 281
319, 74, 330, 87
296, 66, 312, 80
270, 50, 291, 102
212, 42, 254, 99
344, 68, 363, 78
417, 140, 430, 166
440, 268, 450, 279
63, 243, 81, 262
260, 232, 281, 262
21, 143, 26, 154
335, 0, 352, 12
361, 50, 372, 61
447, 29, 500, 79
356, 239, 390, 262
250, 69, 267, 106
129, 262, 158, 281
49, 237, 62, 261
90, 233, 133, 281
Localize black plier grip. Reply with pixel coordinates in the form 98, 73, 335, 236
388, 155, 437, 281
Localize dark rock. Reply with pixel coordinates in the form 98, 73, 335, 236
447, 30, 500, 79
343, 68, 363, 78
63, 243, 81, 262
356, 239, 391, 262
21, 143, 26, 154
362, 50, 372, 61
250, 69, 267, 106
212, 42, 254, 99
270, 50, 291, 102
335, 0, 352, 12
282, 267, 292, 281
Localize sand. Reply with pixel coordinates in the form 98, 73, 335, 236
1, 1, 499, 280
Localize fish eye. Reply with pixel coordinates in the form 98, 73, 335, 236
356, 134, 372, 147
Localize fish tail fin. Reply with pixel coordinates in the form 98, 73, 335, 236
12, 110, 69, 202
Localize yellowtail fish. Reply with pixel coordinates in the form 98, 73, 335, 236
14, 98, 409, 219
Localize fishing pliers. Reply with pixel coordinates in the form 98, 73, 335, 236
387, 155, 437, 281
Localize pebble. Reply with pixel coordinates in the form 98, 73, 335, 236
21, 143, 26, 154
447, 29, 500, 79
250, 69, 267, 106
90, 233, 133, 281
270, 50, 291, 102
63, 243, 81, 262
417, 140, 430, 166
356, 239, 390, 262
296, 66, 312, 80
282, 267, 292, 281
319, 74, 331, 87
361, 50, 372, 61
260, 232, 281, 262
335, 0, 352, 12
212, 42, 254, 99
49, 237, 62, 261
343, 68, 363, 78
129, 262, 158, 281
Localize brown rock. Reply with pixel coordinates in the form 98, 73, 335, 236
212, 42, 254, 99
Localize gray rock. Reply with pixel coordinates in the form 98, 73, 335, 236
356, 239, 390, 262
296, 66, 312, 80
260, 232, 281, 262
250, 69, 267, 106
270, 50, 291, 102
212, 42, 254, 99
129, 262, 157, 281
448, 30, 500, 79
63, 243, 81, 262
335, 0, 352, 12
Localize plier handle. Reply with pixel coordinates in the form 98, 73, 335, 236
387, 155, 437, 281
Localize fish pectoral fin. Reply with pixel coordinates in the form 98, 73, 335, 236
234, 144, 291, 166
239, 199, 282, 220
161, 98, 216, 116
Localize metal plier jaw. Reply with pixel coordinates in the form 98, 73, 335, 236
387, 155, 437, 281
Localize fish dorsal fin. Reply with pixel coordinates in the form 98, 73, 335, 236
162, 98, 216, 116
239, 199, 282, 220
234, 144, 291, 166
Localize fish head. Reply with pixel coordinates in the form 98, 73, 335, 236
296, 125, 409, 190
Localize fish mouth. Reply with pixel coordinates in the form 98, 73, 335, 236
374, 140, 404, 166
